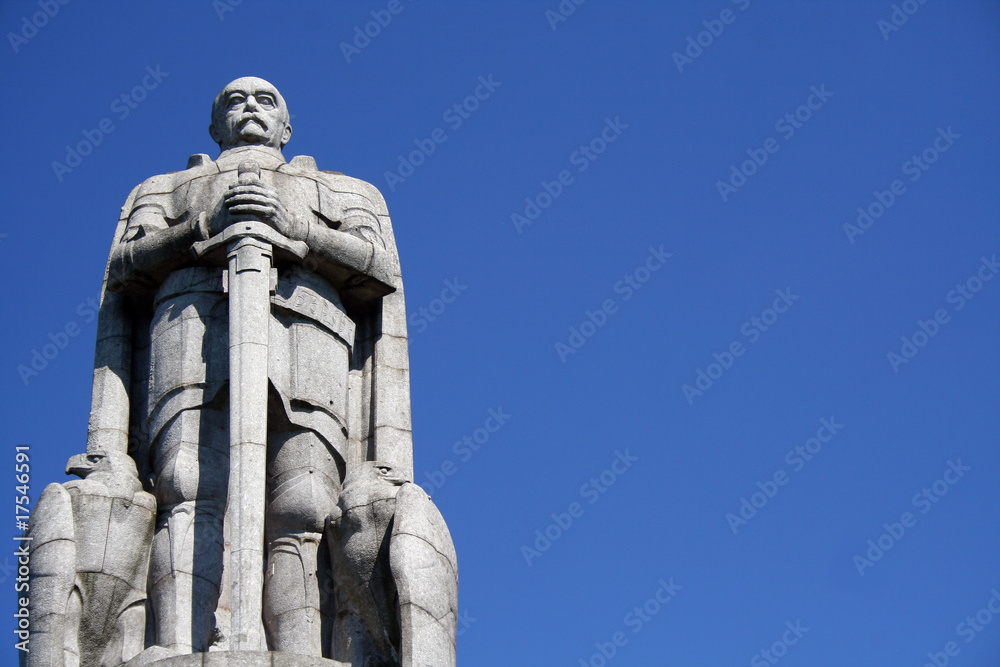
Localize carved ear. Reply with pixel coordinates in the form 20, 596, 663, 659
280, 123, 292, 148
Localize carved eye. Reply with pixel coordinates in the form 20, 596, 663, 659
87, 455, 101, 463
376, 466, 391, 475
257, 94, 275, 109
228, 94, 245, 108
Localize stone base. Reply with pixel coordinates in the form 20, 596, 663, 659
123, 650, 350, 667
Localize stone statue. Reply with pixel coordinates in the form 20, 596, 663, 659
330, 462, 458, 667
26, 77, 457, 666
27, 451, 155, 667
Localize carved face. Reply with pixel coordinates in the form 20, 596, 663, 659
372, 461, 409, 486
65, 450, 138, 479
66, 452, 106, 477
210, 76, 292, 151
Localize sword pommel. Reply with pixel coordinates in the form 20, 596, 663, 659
238, 160, 261, 184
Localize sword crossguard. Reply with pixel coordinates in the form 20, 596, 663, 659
193, 220, 309, 259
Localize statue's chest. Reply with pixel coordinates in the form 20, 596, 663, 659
179, 169, 321, 222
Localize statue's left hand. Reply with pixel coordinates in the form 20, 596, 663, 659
222, 182, 305, 240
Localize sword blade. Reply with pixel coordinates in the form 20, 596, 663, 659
226, 235, 272, 650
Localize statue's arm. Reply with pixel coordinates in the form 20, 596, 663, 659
303, 205, 395, 295
214, 169, 395, 295
106, 204, 209, 293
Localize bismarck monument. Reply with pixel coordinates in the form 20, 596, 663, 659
25, 77, 458, 667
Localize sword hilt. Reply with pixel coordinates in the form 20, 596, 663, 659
192, 160, 308, 259
238, 160, 260, 184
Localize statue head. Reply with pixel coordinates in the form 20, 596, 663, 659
66, 450, 142, 497
209, 76, 292, 151
340, 461, 410, 507
370, 462, 410, 486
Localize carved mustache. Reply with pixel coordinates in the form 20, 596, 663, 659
237, 114, 268, 131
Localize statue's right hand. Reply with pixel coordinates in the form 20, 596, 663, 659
207, 206, 233, 238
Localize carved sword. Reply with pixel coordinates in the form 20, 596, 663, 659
193, 160, 308, 650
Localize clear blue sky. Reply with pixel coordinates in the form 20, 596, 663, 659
2, 1, 999, 665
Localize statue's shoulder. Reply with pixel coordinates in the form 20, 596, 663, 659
280, 155, 390, 216
133, 153, 219, 198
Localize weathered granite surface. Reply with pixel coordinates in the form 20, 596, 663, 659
123, 649, 350, 666
330, 462, 458, 666
124, 651, 350, 667
26, 77, 457, 667
27, 451, 155, 666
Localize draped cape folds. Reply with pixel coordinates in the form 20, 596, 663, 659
84, 152, 414, 485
